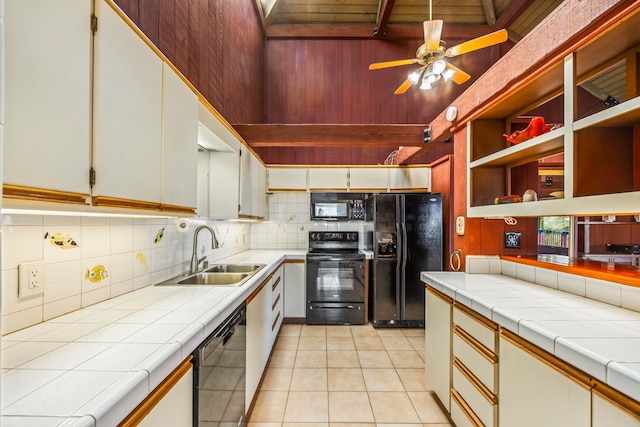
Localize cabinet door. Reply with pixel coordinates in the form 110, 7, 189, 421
592, 392, 640, 427
4, 0, 91, 198
499, 334, 590, 427
251, 155, 266, 218
208, 151, 240, 219
93, 0, 163, 204
161, 63, 198, 210
425, 287, 452, 411
349, 168, 389, 191
124, 359, 193, 427
246, 280, 271, 409
196, 150, 210, 217
268, 168, 307, 190
239, 147, 253, 217
308, 168, 349, 190
389, 167, 431, 190
284, 262, 306, 318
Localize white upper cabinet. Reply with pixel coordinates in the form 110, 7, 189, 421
268, 168, 308, 191
208, 149, 240, 219
308, 168, 349, 190
389, 167, 431, 190
161, 63, 198, 210
4, 0, 91, 200
92, 0, 163, 205
239, 147, 253, 217
239, 148, 266, 218
350, 168, 389, 191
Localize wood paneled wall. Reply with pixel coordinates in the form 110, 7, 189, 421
111, 1, 498, 165
113, 0, 265, 124
264, 38, 494, 124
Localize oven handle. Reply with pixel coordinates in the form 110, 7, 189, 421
307, 255, 364, 262
312, 305, 361, 310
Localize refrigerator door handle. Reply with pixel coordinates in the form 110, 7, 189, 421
395, 221, 402, 319
401, 223, 408, 271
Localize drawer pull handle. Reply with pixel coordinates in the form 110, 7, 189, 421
453, 357, 498, 405
454, 325, 498, 364
272, 311, 281, 331
272, 276, 281, 291
451, 388, 485, 427
272, 294, 281, 311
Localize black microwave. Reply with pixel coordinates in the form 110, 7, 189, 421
310, 192, 365, 221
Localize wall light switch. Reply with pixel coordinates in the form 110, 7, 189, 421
19, 261, 46, 298
455, 216, 465, 236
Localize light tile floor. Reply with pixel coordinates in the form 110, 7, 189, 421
248, 323, 452, 427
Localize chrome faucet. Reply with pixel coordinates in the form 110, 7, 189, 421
190, 225, 219, 274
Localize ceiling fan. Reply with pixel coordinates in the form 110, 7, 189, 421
369, 19, 508, 94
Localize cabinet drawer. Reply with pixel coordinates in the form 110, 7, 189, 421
453, 327, 498, 392
272, 275, 283, 304
453, 359, 497, 427
451, 389, 484, 427
454, 305, 497, 352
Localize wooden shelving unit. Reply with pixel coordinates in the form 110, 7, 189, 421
467, 6, 640, 218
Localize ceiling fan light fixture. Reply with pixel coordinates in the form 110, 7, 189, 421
408, 68, 423, 85
442, 68, 455, 81
432, 60, 446, 74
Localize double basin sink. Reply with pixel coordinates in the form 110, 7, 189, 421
156, 263, 266, 287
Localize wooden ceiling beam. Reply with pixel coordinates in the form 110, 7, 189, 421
265, 22, 492, 39
374, 0, 396, 37
264, 0, 284, 25
234, 124, 432, 147
481, 0, 497, 25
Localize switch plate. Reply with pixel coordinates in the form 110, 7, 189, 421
19, 261, 46, 298
455, 216, 465, 236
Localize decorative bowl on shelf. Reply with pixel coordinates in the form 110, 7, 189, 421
503, 116, 557, 144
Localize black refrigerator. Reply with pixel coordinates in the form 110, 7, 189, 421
365, 193, 443, 328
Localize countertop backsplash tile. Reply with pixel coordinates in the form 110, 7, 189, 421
1, 214, 250, 335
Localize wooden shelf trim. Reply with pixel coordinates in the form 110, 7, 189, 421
247, 272, 274, 304
283, 259, 305, 264
469, 127, 565, 169
119, 355, 193, 427
3, 184, 89, 205
592, 379, 640, 420
574, 95, 640, 130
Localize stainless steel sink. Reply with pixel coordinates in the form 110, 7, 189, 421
205, 264, 264, 274
154, 263, 266, 287
178, 272, 248, 285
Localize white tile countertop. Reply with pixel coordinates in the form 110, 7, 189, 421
421, 271, 640, 403
1, 250, 306, 427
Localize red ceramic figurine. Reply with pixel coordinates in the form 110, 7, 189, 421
503, 116, 554, 144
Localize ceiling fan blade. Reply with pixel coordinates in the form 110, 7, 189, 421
445, 62, 471, 85
369, 59, 417, 70
446, 29, 508, 57
423, 20, 443, 51
394, 79, 412, 95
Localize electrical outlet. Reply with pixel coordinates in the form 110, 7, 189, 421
19, 261, 46, 298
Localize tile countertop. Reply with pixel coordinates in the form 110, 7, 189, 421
421, 271, 640, 403
0, 250, 306, 427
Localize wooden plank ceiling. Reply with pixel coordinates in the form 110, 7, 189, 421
240, 0, 569, 164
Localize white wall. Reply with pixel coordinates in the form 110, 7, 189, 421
1, 215, 249, 334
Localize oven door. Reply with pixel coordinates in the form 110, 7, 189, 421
306, 255, 365, 303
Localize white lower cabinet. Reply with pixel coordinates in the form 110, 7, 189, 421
122, 358, 193, 427
425, 287, 452, 411
499, 333, 591, 427
246, 265, 284, 409
284, 261, 306, 319
592, 392, 640, 427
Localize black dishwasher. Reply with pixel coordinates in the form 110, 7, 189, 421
192, 302, 246, 426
